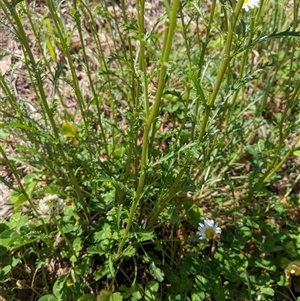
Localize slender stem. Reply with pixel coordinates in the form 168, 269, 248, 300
116, 0, 180, 258
264, 135, 300, 184
146, 168, 185, 230
190, 0, 217, 139
288, 0, 298, 82
198, 0, 244, 142
1, 0, 91, 224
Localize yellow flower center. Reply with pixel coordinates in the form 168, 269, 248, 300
205, 228, 216, 239
244, 0, 249, 3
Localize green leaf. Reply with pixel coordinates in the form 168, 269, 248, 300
277, 274, 289, 287
228, 253, 248, 273
145, 281, 159, 294
73, 237, 82, 253
120, 285, 136, 298
212, 278, 226, 301
191, 290, 206, 301
11, 256, 20, 267
0, 246, 11, 266
15, 215, 28, 231
283, 239, 298, 259
136, 230, 154, 242
75, 257, 90, 276
202, 260, 221, 278
235, 28, 300, 56
164, 266, 181, 283
0, 229, 20, 248
186, 204, 203, 225
178, 278, 193, 293
181, 254, 201, 275
87, 244, 106, 256
60, 216, 76, 234
94, 262, 111, 281
150, 261, 165, 282
260, 236, 275, 253
38, 295, 58, 301
0, 265, 12, 280
89, 199, 106, 211
94, 224, 112, 241
110, 292, 122, 301
53, 275, 67, 299
195, 275, 211, 293
122, 245, 136, 257
23, 173, 38, 197
255, 258, 277, 271
132, 284, 143, 300
174, 294, 191, 301
8, 192, 27, 206
259, 287, 274, 296
77, 295, 96, 301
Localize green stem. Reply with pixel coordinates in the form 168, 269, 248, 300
1, 0, 91, 224
288, 0, 298, 82
146, 168, 185, 230
198, 0, 244, 142
116, 0, 180, 258
264, 135, 300, 184
191, 0, 217, 139
254, 84, 300, 189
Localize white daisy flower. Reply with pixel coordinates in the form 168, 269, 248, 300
242, 0, 260, 11
196, 218, 222, 240
39, 194, 64, 216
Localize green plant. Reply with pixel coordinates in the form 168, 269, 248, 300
0, 0, 299, 299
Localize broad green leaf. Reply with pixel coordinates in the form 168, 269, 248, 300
0, 229, 20, 248
174, 294, 191, 301
145, 281, 159, 294
191, 290, 206, 301
213, 278, 226, 301
181, 254, 201, 275
110, 292, 122, 301
38, 295, 58, 301
195, 275, 211, 292
260, 235, 275, 253
73, 237, 82, 253
23, 173, 38, 197
283, 239, 298, 259
178, 278, 193, 293
53, 275, 68, 299
259, 287, 274, 296
60, 216, 76, 233
8, 192, 27, 206
132, 284, 143, 300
